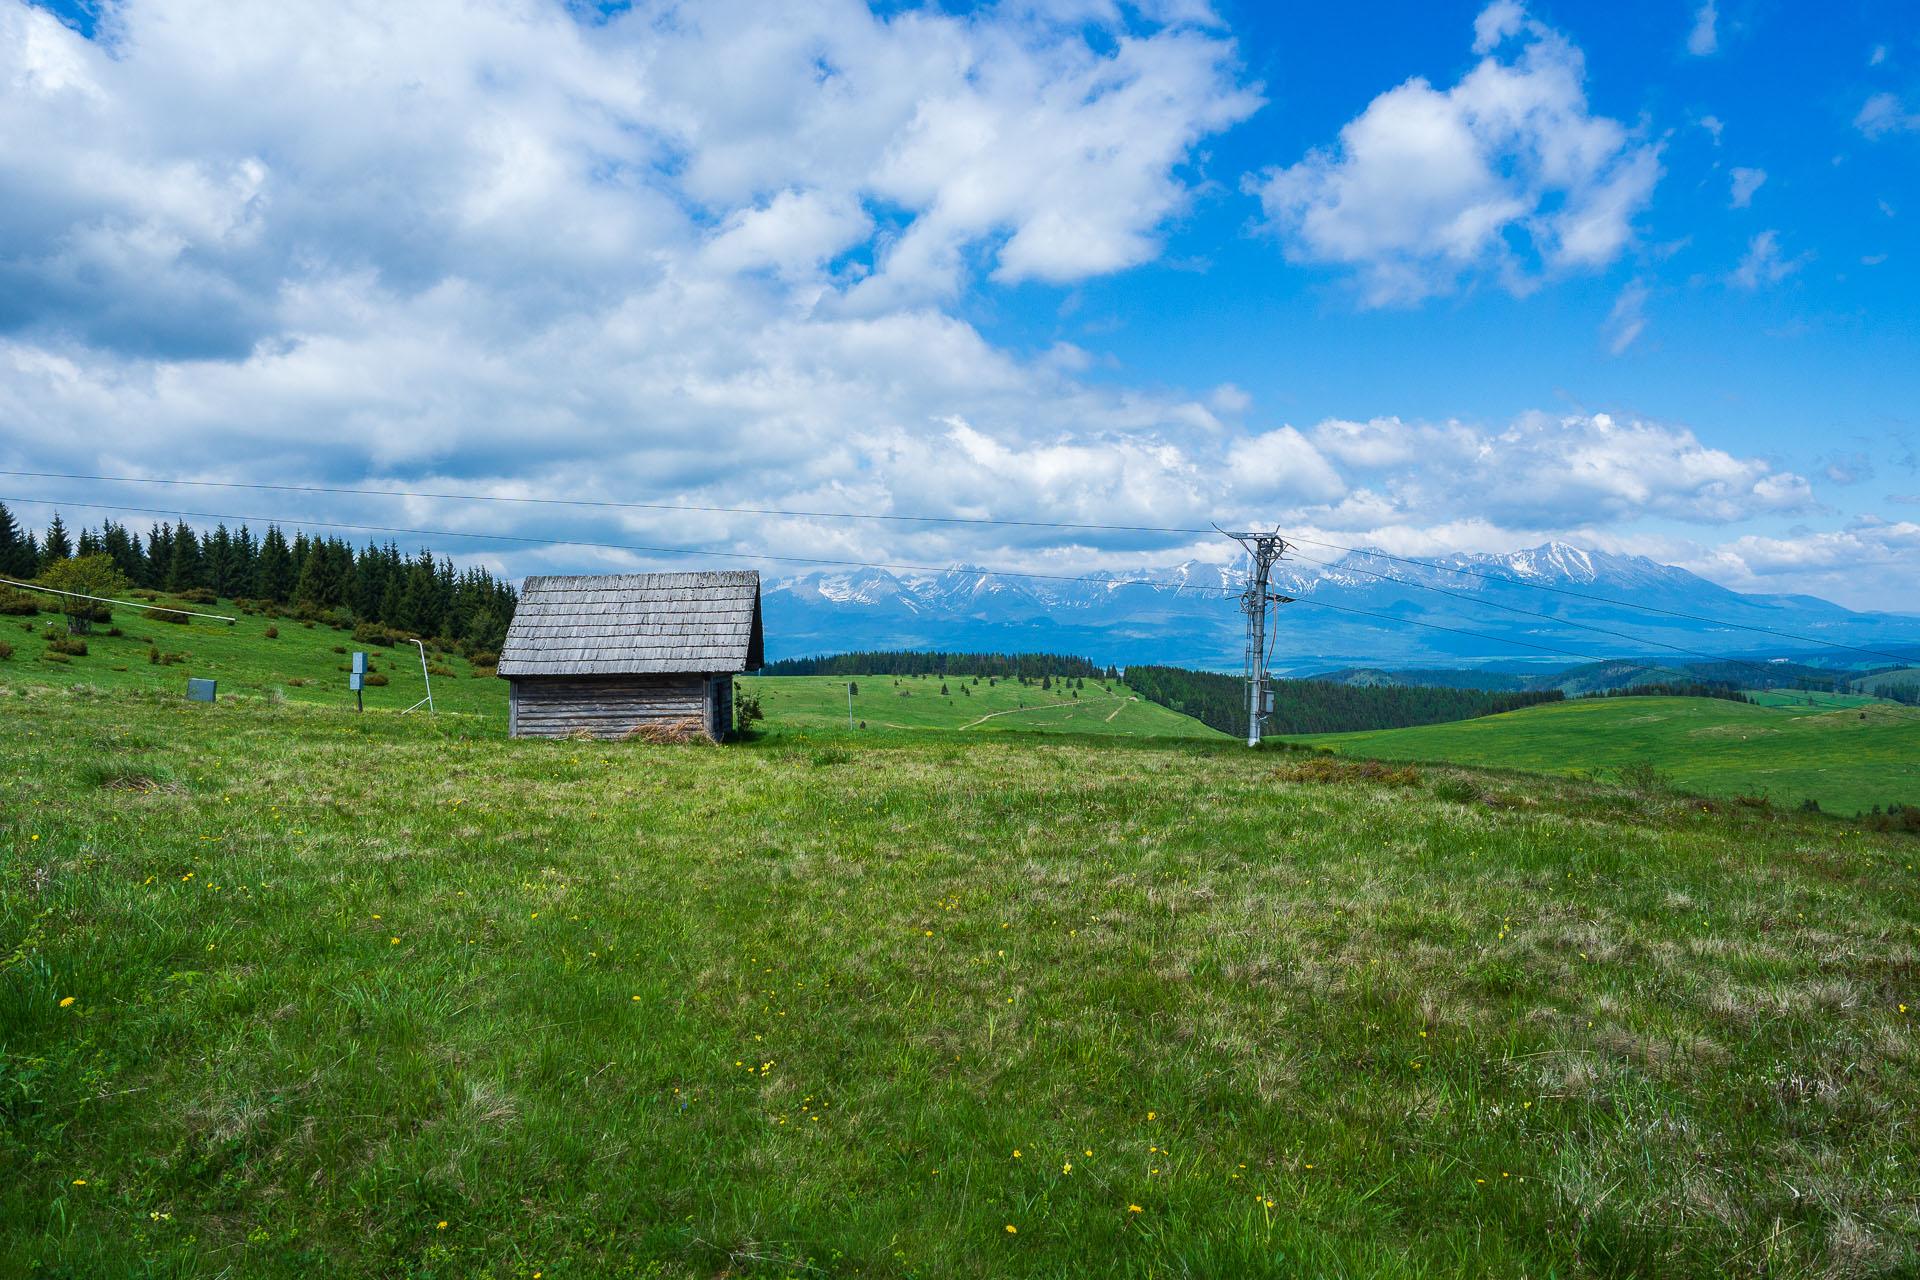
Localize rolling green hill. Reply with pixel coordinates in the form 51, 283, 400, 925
6, 685, 1919, 1277
1289, 693, 1920, 815
740, 672, 1224, 739
0, 590, 1221, 740
0, 588, 504, 717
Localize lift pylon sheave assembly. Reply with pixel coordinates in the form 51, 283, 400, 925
1217, 528, 1293, 747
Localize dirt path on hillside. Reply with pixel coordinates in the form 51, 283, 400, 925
958, 694, 1128, 731
1104, 697, 1138, 722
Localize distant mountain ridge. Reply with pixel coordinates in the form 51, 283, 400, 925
760, 542, 1920, 672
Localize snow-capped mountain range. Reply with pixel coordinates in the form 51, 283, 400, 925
761, 542, 1920, 672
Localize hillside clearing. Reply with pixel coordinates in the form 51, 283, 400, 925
739, 673, 1220, 739
4, 686, 1918, 1277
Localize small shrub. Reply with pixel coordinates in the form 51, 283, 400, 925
1615, 760, 1673, 795
425, 663, 457, 678
148, 645, 160, 665
301, 620, 314, 629
286, 677, 307, 687
41, 650, 70, 664
106, 626, 123, 637
353, 621, 402, 647
264, 626, 278, 639
144, 606, 191, 625
131, 589, 158, 601
363, 672, 389, 686
332, 645, 347, 654
0, 640, 11, 660
179, 588, 217, 605
735, 688, 764, 732
858, 720, 867, 729
0, 587, 40, 615
468, 650, 499, 668
47, 635, 87, 657
159, 652, 188, 667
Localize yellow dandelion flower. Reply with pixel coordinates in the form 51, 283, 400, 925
436, 1221, 448, 1230
1147, 1111, 1155, 1120
1063, 1161, 1072, 1173
59, 996, 76, 1008
1004, 1224, 1017, 1234
1012, 1150, 1021, 1158
1127, 1204, 1142, 1213
72, 1179, 87, 1186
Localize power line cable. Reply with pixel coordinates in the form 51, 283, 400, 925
10, 467, 1916, 667
13, 493, 1865, 708
1288, 535, 1919, 666
0, 495, 1240, 598
1283, 546, 1865, 703
0, 469, 1214, 539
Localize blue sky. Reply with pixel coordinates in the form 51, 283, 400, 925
1, 0, 1916, 608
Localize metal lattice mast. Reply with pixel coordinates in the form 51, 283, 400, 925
1219, 530, 1291, 747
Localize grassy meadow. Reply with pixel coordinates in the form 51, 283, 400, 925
1292, 694, 1920, 817
4, 682, 1919, 1278
738, 672, 1222, 739
1, 588, 504, 717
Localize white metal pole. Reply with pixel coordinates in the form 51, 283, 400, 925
408, 638, 434, 715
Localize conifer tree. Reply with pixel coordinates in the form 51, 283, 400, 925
204, 525, 235, 598
165, 524, 206, 592
0, 502, 33, 578
101, 522, 147, 585
254, 526, 294, 602
40, 513, 72, 569
145, 524, 175, 588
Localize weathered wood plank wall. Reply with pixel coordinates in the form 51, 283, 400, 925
508, 674, 716, 740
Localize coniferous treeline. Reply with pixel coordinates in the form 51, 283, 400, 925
763, 650, 1117, 680
0, 503, 514, 652
1581, 683, 1752, 704
1126, 664, 1566, 737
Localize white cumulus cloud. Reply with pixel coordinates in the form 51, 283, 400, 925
1242, 2, 1660, 306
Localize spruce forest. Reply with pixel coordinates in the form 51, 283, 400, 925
0, 502, 515, 655
1126, 664, 1566, 738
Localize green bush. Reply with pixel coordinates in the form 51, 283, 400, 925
363, 672, 389, 687
353, 621, 403, 647
144, 606, 191, 625
148, 646, 160, 665
47, 635, 87, 657
0, 640, 12, 660
0, 587, 39, 615
40, 650, 69, 664
178, 588, 217, 605
425, 663, 458, 678
264, 626, 278, 639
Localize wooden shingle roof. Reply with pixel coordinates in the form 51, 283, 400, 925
497, 571, 763, 677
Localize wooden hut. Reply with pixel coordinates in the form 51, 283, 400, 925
497, 571, 764, 741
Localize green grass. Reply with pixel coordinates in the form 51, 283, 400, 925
0, 591, 504, 717
1, 594, 1223, 742
1289, 694, 1920, 816
1850, 667, 1920, 697
740, 673, 1223, 739
5, 684, 1919, 1277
